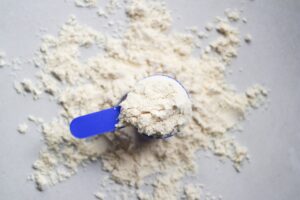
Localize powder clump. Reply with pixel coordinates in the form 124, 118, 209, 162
225, 9, 241, 21
244, 33, 252, 43
75, 0, 97, 8
18, 123, 28, 134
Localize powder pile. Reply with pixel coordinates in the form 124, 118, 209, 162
15, 0, 267, 198
118, 75, 192, 137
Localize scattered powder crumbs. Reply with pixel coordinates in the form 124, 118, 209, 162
188, 26, 199, 34
105, 0, 122, 14
28, 115, 37, 122
211, 21, 240, 63
244, 33, 252, 43
184, 184, 222, 200
75, 0, 121, 16
14, 79, 42, 100
94, 192, 105, 200
184, 184, 201, 200
197, 31, 207, 39
205, 22, 214, 31
0, 50, 7, 67
75, 0, 97, 8
225, 9, 241, 21
107, 20, 114, 26
18, 122, 28, 134
97, 8, 108, 17
137, 190, 151, 200
14, 0, 267, 199
246, 84, 268, 108
28, 115, 44, 125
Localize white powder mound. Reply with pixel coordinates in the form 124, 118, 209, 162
15, 0, 267, 198
118, 75, 192, 137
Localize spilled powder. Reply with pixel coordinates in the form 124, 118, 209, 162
15, 0, 268, 198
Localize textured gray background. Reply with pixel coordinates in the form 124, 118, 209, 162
0, 0, 300, 199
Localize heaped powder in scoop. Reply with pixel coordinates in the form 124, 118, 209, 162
12, 0, 268, 198
118, 75, 192, 137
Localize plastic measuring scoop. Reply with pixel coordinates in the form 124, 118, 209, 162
70, 106, 121, 139
69, 75, 190, 139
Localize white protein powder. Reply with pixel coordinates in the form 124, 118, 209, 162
118, 75, 192, 137
12, 0, 268, 198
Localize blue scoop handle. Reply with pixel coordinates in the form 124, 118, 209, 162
70, 106, 121, 139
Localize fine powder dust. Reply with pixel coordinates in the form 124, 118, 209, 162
16, 0, 268, 199
118, 75, 192, 137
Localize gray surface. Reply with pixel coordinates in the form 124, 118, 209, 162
1, 0, 300, 199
